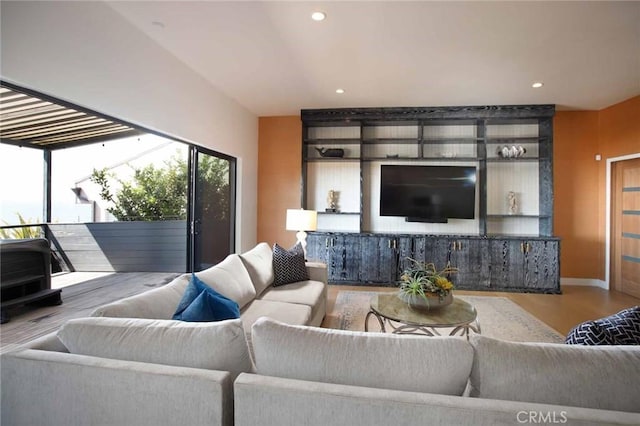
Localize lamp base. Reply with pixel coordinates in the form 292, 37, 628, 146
295, 230, 308, 260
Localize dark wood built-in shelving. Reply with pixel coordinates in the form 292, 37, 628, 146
300, 104, 559, 293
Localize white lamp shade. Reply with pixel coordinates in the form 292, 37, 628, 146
285, 209, 317, 231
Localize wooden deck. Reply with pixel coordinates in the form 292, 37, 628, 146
0, 272, 180, 353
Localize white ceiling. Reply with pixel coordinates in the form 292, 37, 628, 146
107, 1, 640, 116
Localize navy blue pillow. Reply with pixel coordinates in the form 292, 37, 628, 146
565, 306, 640, 345
565, 320, 615, 345
595, 306, 640, 345
272, 243, 309, 286
172, 274, 240, 322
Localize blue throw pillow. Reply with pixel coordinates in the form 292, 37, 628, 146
172, 274, 240, 322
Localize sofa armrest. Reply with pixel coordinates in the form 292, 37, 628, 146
234, 373, 640, 426
2, 349, 233, 426
22, 331, 69, 352
305, 262, 327, 284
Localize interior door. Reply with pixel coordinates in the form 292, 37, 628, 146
190, 147, 235, 272
611, 157, 640, 298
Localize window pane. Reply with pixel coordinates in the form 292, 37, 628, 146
0, 144, 44, 226
51, 136, 188, 222
193, 150, 234, 270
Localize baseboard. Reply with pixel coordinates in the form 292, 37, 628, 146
561, 278, 608, 290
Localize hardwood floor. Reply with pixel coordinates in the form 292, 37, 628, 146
323, 284, 640, 336
2, 273, 639, 354
0, 272, 180, 354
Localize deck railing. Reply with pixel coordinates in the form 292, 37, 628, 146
1, 221, 187, 273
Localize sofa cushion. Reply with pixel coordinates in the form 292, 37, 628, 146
272, 243, 309, 286
469, 335, 640, 413
259, 279, 326, 323
91, 274, 190, 319
58, 317, 253, 378
240, 242, 274, 296
251, 318, 473, 396
172, 274, 240, 322
196, 254, 256, 309
240, 300, 312, 334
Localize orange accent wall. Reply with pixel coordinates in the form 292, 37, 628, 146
599, 96, 640, 158
554, 111, 601, 278
257, 116, 301, 247
258, 97, 640, 280
554, 96, 639, 280
597, 96, 640, 279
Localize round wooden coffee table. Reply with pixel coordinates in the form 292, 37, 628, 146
365, 293, 481, 339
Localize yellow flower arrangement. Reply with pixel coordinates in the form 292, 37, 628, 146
398, 258, 457, 301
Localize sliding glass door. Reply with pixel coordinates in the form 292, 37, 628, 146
189, 146, 236, 271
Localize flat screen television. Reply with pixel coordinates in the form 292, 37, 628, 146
380, 165, 477, 223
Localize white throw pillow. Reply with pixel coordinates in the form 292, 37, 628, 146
251, 318, 473, 396
240, 242, 274, 296
196, 254, 256, 309
469, 335, 640, 412
58, 317, 254, 378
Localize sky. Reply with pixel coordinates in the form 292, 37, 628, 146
0, 135, 187, 226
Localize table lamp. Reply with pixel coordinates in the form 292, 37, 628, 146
285, 209, 318, 259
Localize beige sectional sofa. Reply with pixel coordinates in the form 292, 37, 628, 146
237, 318, 640, 426
3, 242, 640, 426
91, 242, 328, 330
1, 242, 327, 426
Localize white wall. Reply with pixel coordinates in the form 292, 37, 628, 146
0, 1, 258, 252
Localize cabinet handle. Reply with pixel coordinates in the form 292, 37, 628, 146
457, 241, 462, 251
451, 242, 456, 251
325, 238, 329, 248
388, 239, 391, 249
520, 242, 525, 253
526, 243, 531, 253
331, 238, 335, 247
393, 239, 397, 249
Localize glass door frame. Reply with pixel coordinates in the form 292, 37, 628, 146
187, 145, 237, 272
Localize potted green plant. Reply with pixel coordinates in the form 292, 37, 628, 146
398, 258, 457, 310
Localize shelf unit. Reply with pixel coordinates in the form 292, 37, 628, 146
300, 105, 559, 292
301, 105, 555, 237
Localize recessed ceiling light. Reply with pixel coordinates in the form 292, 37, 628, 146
335, 88, 345, 94
532, 82, 544, 88
311, 11, 326, 21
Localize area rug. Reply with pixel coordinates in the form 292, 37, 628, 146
325, 291, 565, 343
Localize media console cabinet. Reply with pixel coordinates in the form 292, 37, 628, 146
301, 105, 560, 293
306, 232, 560, 293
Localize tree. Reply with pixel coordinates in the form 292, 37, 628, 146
90, 154, 229, 222
196, 155, 230, 222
